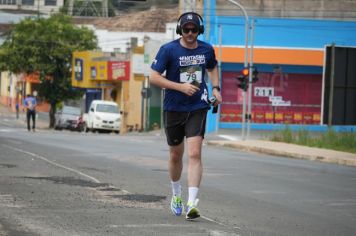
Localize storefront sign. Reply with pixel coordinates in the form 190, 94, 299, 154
254, 87, 274, 97
108, 61, 130, 81
74, 58, 83, 81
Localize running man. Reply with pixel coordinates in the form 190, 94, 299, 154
150, 12, 222, 220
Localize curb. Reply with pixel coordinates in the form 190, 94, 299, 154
207, 140, 356, 167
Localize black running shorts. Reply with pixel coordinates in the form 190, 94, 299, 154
163, 109, 208, 146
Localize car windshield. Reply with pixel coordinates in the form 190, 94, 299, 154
96, 104, 119, 114
62, 106, 81, 116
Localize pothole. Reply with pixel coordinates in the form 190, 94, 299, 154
0, 164, 16, 168
111, 194, 166, 203
99, 187, 121, 192
19, 176, 166, 209
20, 176, 109, 188
95, 188, 166, 209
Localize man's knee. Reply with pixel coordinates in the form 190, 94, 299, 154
170, 144, 184, 162
170, 150, 182, 161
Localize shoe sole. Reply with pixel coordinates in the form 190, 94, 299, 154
185, 208, 200, 220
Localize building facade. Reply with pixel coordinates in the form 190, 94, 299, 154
0, 0, 64, 14
202, 0, 356, 131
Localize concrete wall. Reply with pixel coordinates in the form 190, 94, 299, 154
215, 0, 356, 20
94, 28, 167, 53
207, 16, 356, 49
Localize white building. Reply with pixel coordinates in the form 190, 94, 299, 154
88, 23, 179, 53
0, 0, 64, 14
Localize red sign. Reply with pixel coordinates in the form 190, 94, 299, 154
107, 61, 130, 81
25, 72, 40, 83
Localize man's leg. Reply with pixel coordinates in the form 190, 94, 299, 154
169, 142, 184, 216
32, 111, 36, 130
185, 136, 203, 220
164, 111, 186, 216
186, 136, 203, 190
169, 142, 184, 182
26, 111, 31, 131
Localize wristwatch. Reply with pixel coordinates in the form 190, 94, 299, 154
212, 86, 221, 92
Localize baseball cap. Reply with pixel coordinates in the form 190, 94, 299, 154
180, 13, 200, 28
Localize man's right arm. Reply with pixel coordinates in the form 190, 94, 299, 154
23, 99, 28, 109
150, 69, 181, 91
150, 69, 200, 96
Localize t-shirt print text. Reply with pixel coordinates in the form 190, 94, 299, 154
179, 55, 206, 67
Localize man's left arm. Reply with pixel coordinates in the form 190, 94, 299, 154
207, 66, 222, 105
33, 98, 37, 108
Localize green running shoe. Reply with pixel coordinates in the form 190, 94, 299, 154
170, 195, 183, 216
186, 199, 200, 220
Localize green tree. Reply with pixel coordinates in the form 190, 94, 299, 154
0, 14, 97, 128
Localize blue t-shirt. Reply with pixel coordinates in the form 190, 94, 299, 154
151, 39, 217, 112
24, 97, 37, 111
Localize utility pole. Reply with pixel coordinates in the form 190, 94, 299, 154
328, 43, 335, 127
226, 0, 249, 140
216, 24, 223, 133
68, 0, 108, 17
37, 0, 40, 19
247, 19, 255, 139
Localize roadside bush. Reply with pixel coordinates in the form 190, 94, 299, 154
270, 127, 356, 154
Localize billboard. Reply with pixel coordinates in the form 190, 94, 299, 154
107, 61, 130, 81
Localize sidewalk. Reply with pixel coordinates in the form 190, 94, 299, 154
1, 103, 356, 167
206, 139, 356, 167
0, 104, 48, 129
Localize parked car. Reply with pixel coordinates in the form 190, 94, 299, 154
82, 100, 121, 133
54, 105, 82, 131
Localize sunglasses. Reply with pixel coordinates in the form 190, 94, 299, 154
182, 27, 198, 34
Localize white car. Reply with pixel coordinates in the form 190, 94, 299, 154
83, 100, 121, 133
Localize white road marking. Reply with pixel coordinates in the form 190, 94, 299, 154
4, 144, 101, 183
218, 135, 239, 141
201, 215, 241, 230
4, 144, 133, 195
0, 129, 11, 132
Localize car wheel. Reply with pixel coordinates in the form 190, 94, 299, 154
54, 122, 61, 130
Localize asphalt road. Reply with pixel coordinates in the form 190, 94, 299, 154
0, 116, 356, 235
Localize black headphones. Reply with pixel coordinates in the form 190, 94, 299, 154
176, 12, 204, 35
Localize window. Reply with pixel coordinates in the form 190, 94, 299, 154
22, 0, 34, 5
0, 0, 17, 5
45, 0, 56, 6
96, 104, 119, 114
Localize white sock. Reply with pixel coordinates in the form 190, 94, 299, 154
171, 180, 182, 197
188, 187, 199, 204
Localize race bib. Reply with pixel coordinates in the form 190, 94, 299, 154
180, 66, 202, 85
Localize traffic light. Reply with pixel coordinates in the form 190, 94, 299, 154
237, 67, 249, 91
252, 67, 259, 83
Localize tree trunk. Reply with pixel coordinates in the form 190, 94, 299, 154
49, 102, 56, 128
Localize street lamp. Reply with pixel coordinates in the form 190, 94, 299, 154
226, 0, 249, 140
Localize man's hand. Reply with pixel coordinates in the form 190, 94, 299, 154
212, 89, 222, 106
180, 83, 200, 96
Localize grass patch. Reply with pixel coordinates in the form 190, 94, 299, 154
270, 127, 356, 154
